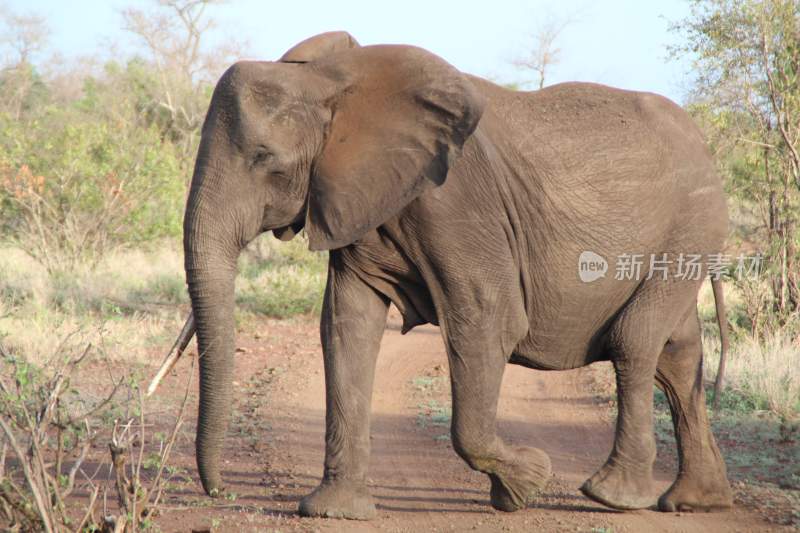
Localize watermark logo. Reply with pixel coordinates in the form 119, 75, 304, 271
578, 251, 763, 283
578, 251, 608, 283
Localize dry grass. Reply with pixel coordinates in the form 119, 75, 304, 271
698, 280, 800, 417
703, 331, 800, 417
0, 233, 326, 367
0, 244, 185, 366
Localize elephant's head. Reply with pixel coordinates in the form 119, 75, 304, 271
182, 31, 485, 495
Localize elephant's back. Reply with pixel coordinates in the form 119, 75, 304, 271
470, 76, 721, 191
469, 76, 727, 250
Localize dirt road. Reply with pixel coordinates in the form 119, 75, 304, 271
155, 311, 780, 532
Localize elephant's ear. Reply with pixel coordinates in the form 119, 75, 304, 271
280, 31, 360, 62
305, 45, 485, 251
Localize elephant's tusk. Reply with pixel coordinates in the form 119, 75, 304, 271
146, 311, 196, 397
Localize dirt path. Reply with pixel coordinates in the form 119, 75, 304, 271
154, 311, 779, 532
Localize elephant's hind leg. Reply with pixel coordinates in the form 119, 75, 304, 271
447, 332, 551, 512
655, 309, 733, 512
581, 279, 697, 510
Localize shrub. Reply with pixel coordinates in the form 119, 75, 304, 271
237, 234, 327, 318
0, 101, 185, 274
0, 335, 193, 532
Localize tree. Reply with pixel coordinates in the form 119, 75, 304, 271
0, 1, 246, 272
513, 11, 578, 89
0, 4, 204, 273
121, 0, 243, 160
671, 0, 800, 332
0, 7, 47, 65
0, 8, 49, 119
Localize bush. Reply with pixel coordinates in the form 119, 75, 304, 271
0, 335, 193, 532
236, 234, 327, 318
0, 103, 185, 273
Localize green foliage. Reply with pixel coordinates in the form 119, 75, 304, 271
709, 385, 769, 413
671, 0, 800, 328
0, 2, 229, 274
0, 80, 186, 272
0, 63, 50, 118
143, 453, 162, 471
236, 234, 327, 318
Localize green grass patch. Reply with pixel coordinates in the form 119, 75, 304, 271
236, 263, 325, 317
236, 235, 327, 318
416, 399, 452, 429
654, 389, 800, 492
702, 331, 800, 418
411, 375, 445, 393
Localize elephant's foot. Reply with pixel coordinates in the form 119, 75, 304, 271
489, 446, 552, 512
581, 459, 657, 510
658, 475, 733, 512
298, 480, 376, 520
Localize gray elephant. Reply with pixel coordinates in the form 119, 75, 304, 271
169, 31, 734, 519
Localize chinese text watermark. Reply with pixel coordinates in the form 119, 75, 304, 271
578, 251, 762, 283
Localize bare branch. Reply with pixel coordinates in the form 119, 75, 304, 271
513, 10, 580, 89
0, 9, 49, 65
0, 418, 52, 533
759, 15, 800, 188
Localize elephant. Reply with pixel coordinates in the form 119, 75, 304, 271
172, 31, 734, 519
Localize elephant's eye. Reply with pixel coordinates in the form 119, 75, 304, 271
251, 147, 273, 168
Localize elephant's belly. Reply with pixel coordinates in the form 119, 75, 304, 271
510, 334, 611, 371
509, 346, 611, 371
509, 306, 618, 370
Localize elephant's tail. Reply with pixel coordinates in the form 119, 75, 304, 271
710, 278, 729, 410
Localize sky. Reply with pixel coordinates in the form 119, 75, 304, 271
2, 0, 695, 103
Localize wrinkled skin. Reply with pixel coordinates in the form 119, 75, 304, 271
184, 31, 733, 519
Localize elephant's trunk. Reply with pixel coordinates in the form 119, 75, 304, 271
184, 168, 242, 496
187, 270, 235, 495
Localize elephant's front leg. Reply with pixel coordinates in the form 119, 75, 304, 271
299, 256, 388, 520
447, 327, 552, 512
